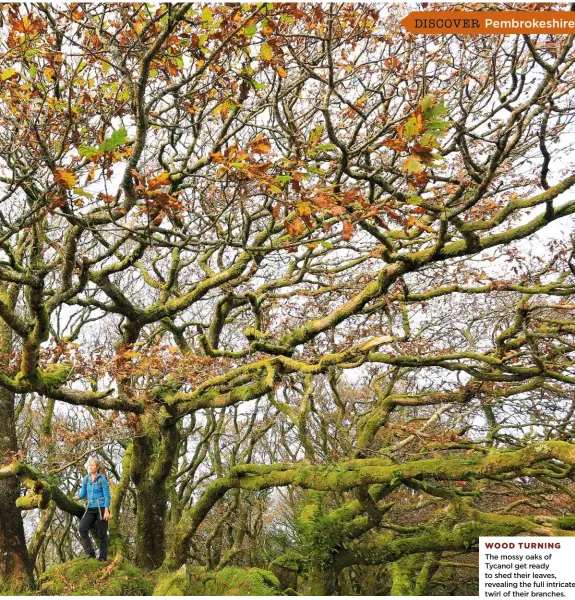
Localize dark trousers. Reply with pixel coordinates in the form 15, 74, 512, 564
79, 507, 108, 560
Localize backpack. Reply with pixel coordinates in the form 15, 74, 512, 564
85, 473, 104, 491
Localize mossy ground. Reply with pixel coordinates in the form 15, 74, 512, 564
38, 557, 152, 596
153, 566, 282, 596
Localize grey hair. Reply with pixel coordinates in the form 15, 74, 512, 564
87, 457, 108, 478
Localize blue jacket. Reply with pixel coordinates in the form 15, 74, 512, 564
78, 473, 111, 509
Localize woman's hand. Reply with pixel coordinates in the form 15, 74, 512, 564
104, 509, 111, 521
73, 495, 79, 501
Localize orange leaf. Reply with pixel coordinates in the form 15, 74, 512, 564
342, 220, 354, 241
54, 169, 77, 190
148, 172, 171, 190
313, 194, 331, 209
381, 138, 407, 152
286, 217, 305, 237
251, 138, 271, 154
292, 216, 305, 236
407, 216, 434, 233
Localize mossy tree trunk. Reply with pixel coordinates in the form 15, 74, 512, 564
307, 565, 337, 595
0, 312, 34, 591
130, 417, 179, 569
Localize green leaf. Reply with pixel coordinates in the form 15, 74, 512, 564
260, 43, 273, 61
419, 132, 440, 148
201, 6, 213, 25
403, 117, 419, 141
425, 100, 448, 119
425, 117, 451, 137
315, 143, 337, 151
402, 156, 424, 174
99, 127, 128, 152
309, 124, 324, 145
1, 68, 16, 81
78, 146, 100, 158
244, 24, 257, 36
73, 188, 94, 198
420, 93, 437, 113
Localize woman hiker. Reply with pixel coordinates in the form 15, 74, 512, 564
74, 457, 111, 561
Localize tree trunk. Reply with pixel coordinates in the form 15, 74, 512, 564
131, 418, 179, 569
308, 565, 336, 595
0, 386, 34, 591
0, 303, 34, 591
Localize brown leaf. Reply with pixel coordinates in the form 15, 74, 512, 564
381, 138, 407, 152
342, 220, 354, 241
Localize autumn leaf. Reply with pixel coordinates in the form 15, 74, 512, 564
407, 215, 434, 233
148, 172, 171, 190
285, 216, 305, 237
260, 43, 273, 61
1, 68, 17, 81
54, 169, 78, 190
410, 144, 436, 165
297, 202, 312, 217
402, 156, 424, 174
292, 216, 305, 236
313, 194, 331, 209
73, 188, 93, 198
410, 206, 427, 215
250, 137, 271, 154
381, 138, 407, 152
402, 116, 421, 141
342, 220, 354, 241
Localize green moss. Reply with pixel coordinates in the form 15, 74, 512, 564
202, 567, 281, 596
153, 566, 281, 596
556, 515, 575, 530
270, 551, 304, 572
389, 555, 420, 596
41, 363, 73, 388
270, 552, 303, 592
153, 570, 188, 595
38, 557, 152, 596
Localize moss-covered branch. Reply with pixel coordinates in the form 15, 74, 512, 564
0, 462, 85, 518
164, 441, 575, 569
